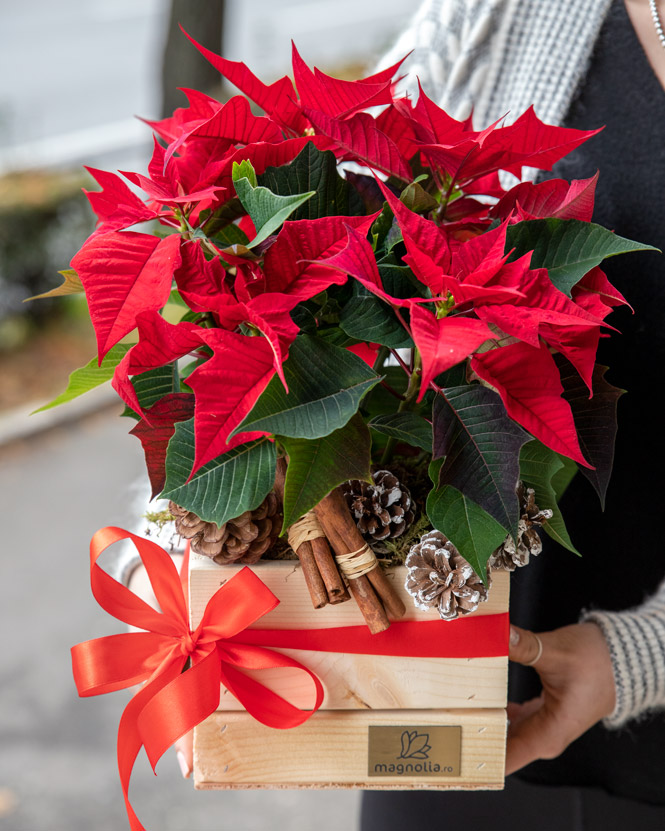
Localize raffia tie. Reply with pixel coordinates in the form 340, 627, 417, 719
335, 545, 378, 579
287, 511, 326, 552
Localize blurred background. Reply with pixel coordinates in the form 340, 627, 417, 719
0, 1, 412, 828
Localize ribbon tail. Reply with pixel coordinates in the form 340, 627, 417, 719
138, 648, 222, 772
116, 660, 184, 831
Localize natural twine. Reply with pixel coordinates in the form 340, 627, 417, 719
287, 511, 326, 552
288, 511, 378, 579
335, 544, 378, 579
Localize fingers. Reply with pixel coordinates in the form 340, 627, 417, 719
509, 625, 544, 667
505, 700, 567, 775
506, 694, 543, 727
174, 731, 193, 779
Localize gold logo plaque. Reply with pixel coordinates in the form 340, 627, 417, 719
368, 725, 461, 778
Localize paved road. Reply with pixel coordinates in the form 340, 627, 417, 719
0, 408, 361, 830
0, 0, 412, 174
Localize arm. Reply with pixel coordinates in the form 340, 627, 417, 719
374, 0, 500, 120
582, 585, 665, 728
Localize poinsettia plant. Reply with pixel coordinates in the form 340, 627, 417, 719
40, 31, 654, 579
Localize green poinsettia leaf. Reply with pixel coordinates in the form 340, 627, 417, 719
550, 452, 578, 501
121, 364, 180, 420
258, 141, 363, 220
232, 159, 258, 188
369, 412, 432, 453
400, 180, 438, 214
210, 222, 250, 248
361, 365, 409, 419
557, 358, 625, 510
279, 414, 372, 531
290, 304, 318, 335
519, 439, 580, 555
25, 268, 83, 301
234, 176, 315, 248
168, 288, 189, 308
160, 417, 276, 526
233, 334, 381, 440
371, 203, 395, 253
426, 484, 507, 582
340, 293, 412, 348
432, 385, 530, 539
435, 363, 467, 388
377, 255, 425, 298
506, 218, 658, 296
428, 457, 444, 486
201, 197, 245, 236
32, 343, 133, 413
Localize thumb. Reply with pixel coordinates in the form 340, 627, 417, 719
174, 731, 193, 779
509, 625, 543, 667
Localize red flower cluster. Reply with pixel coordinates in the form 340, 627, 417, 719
70, 31, 629, 495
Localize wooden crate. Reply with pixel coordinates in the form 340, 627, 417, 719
189, 553, 509, 789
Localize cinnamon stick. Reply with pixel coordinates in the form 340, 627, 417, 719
314, 487, 400, 633
345, 574, 390, 634
273, 458, 328, 609
366, 563, 406, 619
294, 540, 329, 609
310, 536, 349, 603
315, 487, 406, 620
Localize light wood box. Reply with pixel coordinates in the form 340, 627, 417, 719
189, 553, 509, 789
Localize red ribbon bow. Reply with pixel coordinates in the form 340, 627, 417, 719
71, 527, 324, 831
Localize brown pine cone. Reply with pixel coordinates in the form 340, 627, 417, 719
489, 483, 553, 571
342, 469, 415, 543
405, 530, 488, 620
169, 493, 281, 565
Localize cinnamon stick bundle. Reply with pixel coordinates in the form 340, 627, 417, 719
314, 487, 406, 633
274, 459, 349, 608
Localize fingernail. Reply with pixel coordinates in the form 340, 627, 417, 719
509, 626, 520, 646
177, 750, 191, 779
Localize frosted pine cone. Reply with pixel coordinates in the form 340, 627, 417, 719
489, 484, 553, 571
342, 469, 415, 543
169, 493, 281, 565
405, 530, 488, 621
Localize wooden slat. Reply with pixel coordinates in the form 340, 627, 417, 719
189, 557, 509, 711
190, 555, 510, 628
194, 709, 507, 789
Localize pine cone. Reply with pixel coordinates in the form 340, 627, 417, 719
489, 483, 553, 571
342, 469, 415, 543
405, 530, 488, 620
169, 493, 281, 565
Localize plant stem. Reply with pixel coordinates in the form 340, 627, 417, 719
373, 345, 390, 374
389, 347, 412, 376
378, 380, 406, 401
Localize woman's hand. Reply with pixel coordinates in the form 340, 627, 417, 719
505, 622, 616, 775
128, 555, 193, 778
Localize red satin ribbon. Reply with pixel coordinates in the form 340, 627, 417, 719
71, 527, 324, 831
71, 527, 509, 831
233, 615, 509, 658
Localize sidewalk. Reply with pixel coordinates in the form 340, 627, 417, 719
0, 384, 119, 447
